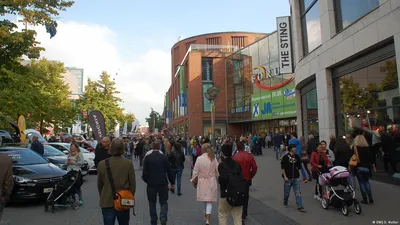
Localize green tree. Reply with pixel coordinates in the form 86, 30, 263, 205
77, 72, 124, 132
381, 60, 398, 91
0, 59, 76, 133
0, 0, 74, 65
145, 108, 164, 133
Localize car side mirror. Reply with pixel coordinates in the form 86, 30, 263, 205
63, 150, 69, 154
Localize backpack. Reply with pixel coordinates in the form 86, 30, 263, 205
225, 162, 248, 207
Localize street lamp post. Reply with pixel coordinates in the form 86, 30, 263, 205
205, 86, 221, 148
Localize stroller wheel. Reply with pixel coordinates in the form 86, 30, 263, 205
341, 205, 349, 216
321, 198, 329, 209
354, 201, 362, 214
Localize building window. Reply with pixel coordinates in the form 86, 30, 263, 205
203, 83, 214, 112
202, 58, 213, 82
206, 37, 221, 46
231, 36, 247, 49
300, 0, 322, 54
334, 0, 379, 32
301, 87, 319, 139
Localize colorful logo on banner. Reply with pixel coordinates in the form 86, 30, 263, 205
253, 65, 294, 90
251, 81, 296, 120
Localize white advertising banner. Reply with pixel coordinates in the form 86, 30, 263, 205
276, 16, 293, 74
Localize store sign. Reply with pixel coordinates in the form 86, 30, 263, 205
231, 105, 250, 114
252, 65, 294, 90
202, 58, 213, 81
277, 16, 293, 74
251, 81, 296, 120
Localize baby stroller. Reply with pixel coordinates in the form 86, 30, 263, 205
44, 170, 82, 213
318, 166, 362, 216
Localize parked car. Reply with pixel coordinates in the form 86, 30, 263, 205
75, 140, 96, 153
43, 145, 89, 176
47, 142, 96, 173
0, 147, 66, 202
24, 129, 47, 144
0, 130, 15, 144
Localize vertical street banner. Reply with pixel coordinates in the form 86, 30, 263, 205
17, 115, 27, 144
166, 92, 169, 124
88, 110, 106, 142
276, 16, 294, 74
179, 65, 185, 116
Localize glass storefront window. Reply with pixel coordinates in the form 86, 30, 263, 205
335, 56, 398, 134
300, 0, 322, 54
302, 87, 319, 139
334, 0, 379, 31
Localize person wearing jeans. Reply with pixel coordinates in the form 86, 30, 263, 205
281, 144, 306, 212
97, 138, 136, 225
273, 131, 284, 160
142, 140, 174, 225
168, 143, 185, 195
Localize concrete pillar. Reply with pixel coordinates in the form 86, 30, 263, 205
395, 33, 400, 96
290, 0, 304, 64
319, 0, 336, 43
295, 88, 303, 137
316, 69, 336, 142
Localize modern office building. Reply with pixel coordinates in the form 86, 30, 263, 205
164, 32, 267, 136
290, 0, 400, 179
226, 31, 297, 136
64, 67, 84, 100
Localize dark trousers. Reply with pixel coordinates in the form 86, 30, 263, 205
172, 168, 183, 194
139, 154, 144, 167
312, 171, 322, 197
147, 185, 169, 225
102, 208, 130, 225
242, 180, 251, 219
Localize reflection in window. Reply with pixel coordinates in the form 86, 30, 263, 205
335, 57, 398, 134
300, 0, 322, 54
302, 87, 319, 138
335, 0, 379, 31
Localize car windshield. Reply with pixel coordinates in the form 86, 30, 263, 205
0, 149, 48, 165
44, 145, 65, 157
61, 144, 89, 153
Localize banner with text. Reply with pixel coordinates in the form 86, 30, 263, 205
251, 81, 296, 120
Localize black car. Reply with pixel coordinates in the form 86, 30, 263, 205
0, 147, 67, 202
43, 145, 89, 176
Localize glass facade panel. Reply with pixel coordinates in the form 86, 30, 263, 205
226, 32, 296, 124
300, 0, 322, 54
302, 88, 319, 139
335, 0, 379, 31
334, 56, 398, 134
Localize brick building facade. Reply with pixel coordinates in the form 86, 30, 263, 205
164, 32, 267, 137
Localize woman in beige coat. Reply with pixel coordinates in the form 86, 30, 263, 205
192, 143, 219, 225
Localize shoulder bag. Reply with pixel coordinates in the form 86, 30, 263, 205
349, 146, 360, 169
105, 159, 136, 213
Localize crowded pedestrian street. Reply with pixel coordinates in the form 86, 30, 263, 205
2, 147, 399, 225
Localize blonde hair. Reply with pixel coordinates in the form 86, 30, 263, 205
201, 143, 215, 161
353, 135, 369, 147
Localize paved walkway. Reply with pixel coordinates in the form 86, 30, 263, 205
249, 147, 400, 225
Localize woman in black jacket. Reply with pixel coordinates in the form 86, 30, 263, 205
353, 134, 376, 204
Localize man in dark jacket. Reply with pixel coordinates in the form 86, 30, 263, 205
31, 136, 44, 155
273, 132, 284, 160
94, 137, 111, 168
142, 140, 174, 225
218, 144, 243, 225
168, 143, 185, 195
0, 153, 13, 222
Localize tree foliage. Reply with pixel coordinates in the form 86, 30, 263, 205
0, 0, 74, 65
145, 108, 164, 133
77, 72, 125, 133
0, 59, 76, 133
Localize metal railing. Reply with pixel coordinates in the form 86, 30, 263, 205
190, 44, 238, 53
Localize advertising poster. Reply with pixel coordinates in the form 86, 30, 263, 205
251, 81, 296, 120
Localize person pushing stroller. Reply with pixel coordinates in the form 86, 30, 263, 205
66, 142, 85, 206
